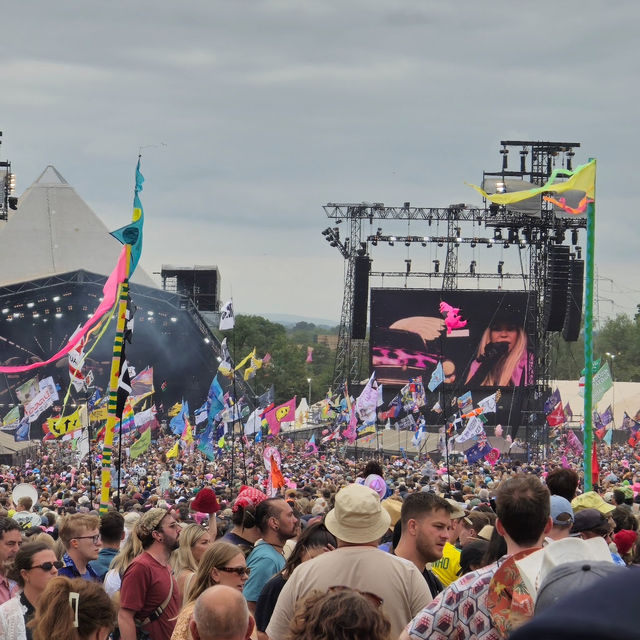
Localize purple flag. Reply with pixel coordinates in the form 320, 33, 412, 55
599, 405, 614, 427
544, 388, 562, 415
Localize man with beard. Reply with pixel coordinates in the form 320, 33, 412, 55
118, 508, 181, 640
244, 498, 299, 614
394, 492, 453, 598
0, 517, 22, 604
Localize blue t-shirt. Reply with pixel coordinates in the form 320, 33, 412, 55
243, 542, 285, 603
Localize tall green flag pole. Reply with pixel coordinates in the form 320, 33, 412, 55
583, 160, 596, 491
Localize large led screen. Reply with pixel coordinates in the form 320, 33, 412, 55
370, 289, 536, 390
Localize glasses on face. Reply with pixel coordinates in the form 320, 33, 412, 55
219, 566, 251, 576
328, 585, 384, 608
30, 561, 64, 572
74, 535, 101, 545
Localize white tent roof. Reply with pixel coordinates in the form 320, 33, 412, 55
0, 166, 156, 287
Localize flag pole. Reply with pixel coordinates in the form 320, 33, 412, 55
583, 160, 596, 491
99, 252, 131, 513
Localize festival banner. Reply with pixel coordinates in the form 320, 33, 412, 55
219, 299, 235, 331
455, 416, 486, 443
478, 392, 498, 414
2, 405, 20, 426
264, 397, 296, 436
546, 403, 566, 427
16, 377, 39, 405
130, 428, 151, 459
90, 406, 109, 422
24, 384, 57, 423
68, 328, 88, 392
134, 406, 157, 431
47, 406, 87, 438
130, 367, 154, 404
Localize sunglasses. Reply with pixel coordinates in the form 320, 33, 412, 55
328, 585, 384, 608
30, 561, 64, 572
219, 566, 251, 576
74, 535, 101, 545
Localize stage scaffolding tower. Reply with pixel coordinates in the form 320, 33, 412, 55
323, 142, 587, 452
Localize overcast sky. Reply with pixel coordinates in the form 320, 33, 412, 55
2, 1, 638, 325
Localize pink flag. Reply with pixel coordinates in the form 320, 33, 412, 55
264, 397, 296, 436
306, 347, 313, 363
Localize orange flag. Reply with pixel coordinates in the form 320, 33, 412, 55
270, 456, 286, 490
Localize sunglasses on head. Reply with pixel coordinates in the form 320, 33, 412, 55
30, 561, 64, 572
219, 566, 251, 576
328, 585, 384, 608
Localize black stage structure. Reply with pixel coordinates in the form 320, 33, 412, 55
322, 140, 587, 454
0, 270, 254, 439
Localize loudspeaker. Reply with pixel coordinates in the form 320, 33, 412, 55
352, 256, 370, 339
543, 246, 571, 332
562, 258, 584, 342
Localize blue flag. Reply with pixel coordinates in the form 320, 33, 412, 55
207, 375, 225, 429
465, 441, 492, 464
428, 362, 444, 392
255, 429, 263, 443
197, 421, 216, 461
170, 400, 189, 435
111, 158, 144, 276
14, 418, 30, 442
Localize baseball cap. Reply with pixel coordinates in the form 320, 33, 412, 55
535, 561, 623, 612
570, 509, 610, 534
445, 498, 466, 519
550, 495, 574, 526
571, 491, 615, 515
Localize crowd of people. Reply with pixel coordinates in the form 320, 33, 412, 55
0, 432, 639, 639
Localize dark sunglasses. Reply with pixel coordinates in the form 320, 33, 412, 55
30, 561, 64, 571
219, 566, 251, 576
328, 585, 384, 608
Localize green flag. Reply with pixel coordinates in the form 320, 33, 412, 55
592, 362, 613, 405
130, 428, 151, 459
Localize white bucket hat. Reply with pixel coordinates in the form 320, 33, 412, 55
324, 483, 391, 544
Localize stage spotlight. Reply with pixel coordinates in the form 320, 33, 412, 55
147, 310, 154, 316
489, 203, 500, 215
503, 242, 510, 249
12, 313, 19, 318
567, 150, 575, 171
498, 261, 504, 275
389, 236, 396, 246
405, 240, 410, 247
500, 146, 509, 170
1, 309, 7, 314
405, 259, 412, 274
470, 260, 476, 275
438, 241, 443, 247
555, 229, 565, 244
520, 149, 528, 172
372, 238, 378, 246
470, 240, 477, 248
433, 259, 440, 273
52, 296, 60, 302
55, 312, 63, 318
494, 228, 502, 241
26, 302, 34, 308
171, 317, 177, 323
495, 181, 506, 194
33, 313, 39, 318
404, 201, 410, 209
519, 240, 526, 249
487, 239, 494, 248
335, 219, 343, 224
571, 229, 578, 245
508, 228, 518, 243
576, 247, 582, 259
204, 337, 210, 344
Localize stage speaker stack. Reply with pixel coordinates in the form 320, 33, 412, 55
543, 246, 571, 332
352, 256, 371, 339
561, 258, 584, 342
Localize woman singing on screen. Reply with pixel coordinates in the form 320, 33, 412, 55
465, 312, 530, 387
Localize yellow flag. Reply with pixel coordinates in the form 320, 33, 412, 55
234, 348, 256, 372
90, 406, 108, 422
47, 406, 86, 438
166, 441, 179, 458
469, 159, 596, 205
168, 403, 182, 417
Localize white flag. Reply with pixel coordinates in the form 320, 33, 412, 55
219, 299, 235, 331
244, 409, 262, 435
77, 429, 90, 461
455, 416, 486, 443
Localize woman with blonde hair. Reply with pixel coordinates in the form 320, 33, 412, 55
103, 522, 144, 598
170, 523, 213, 602
30, 576, 116, 640
465, 311, 530, 387
171, 541, 254, 640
